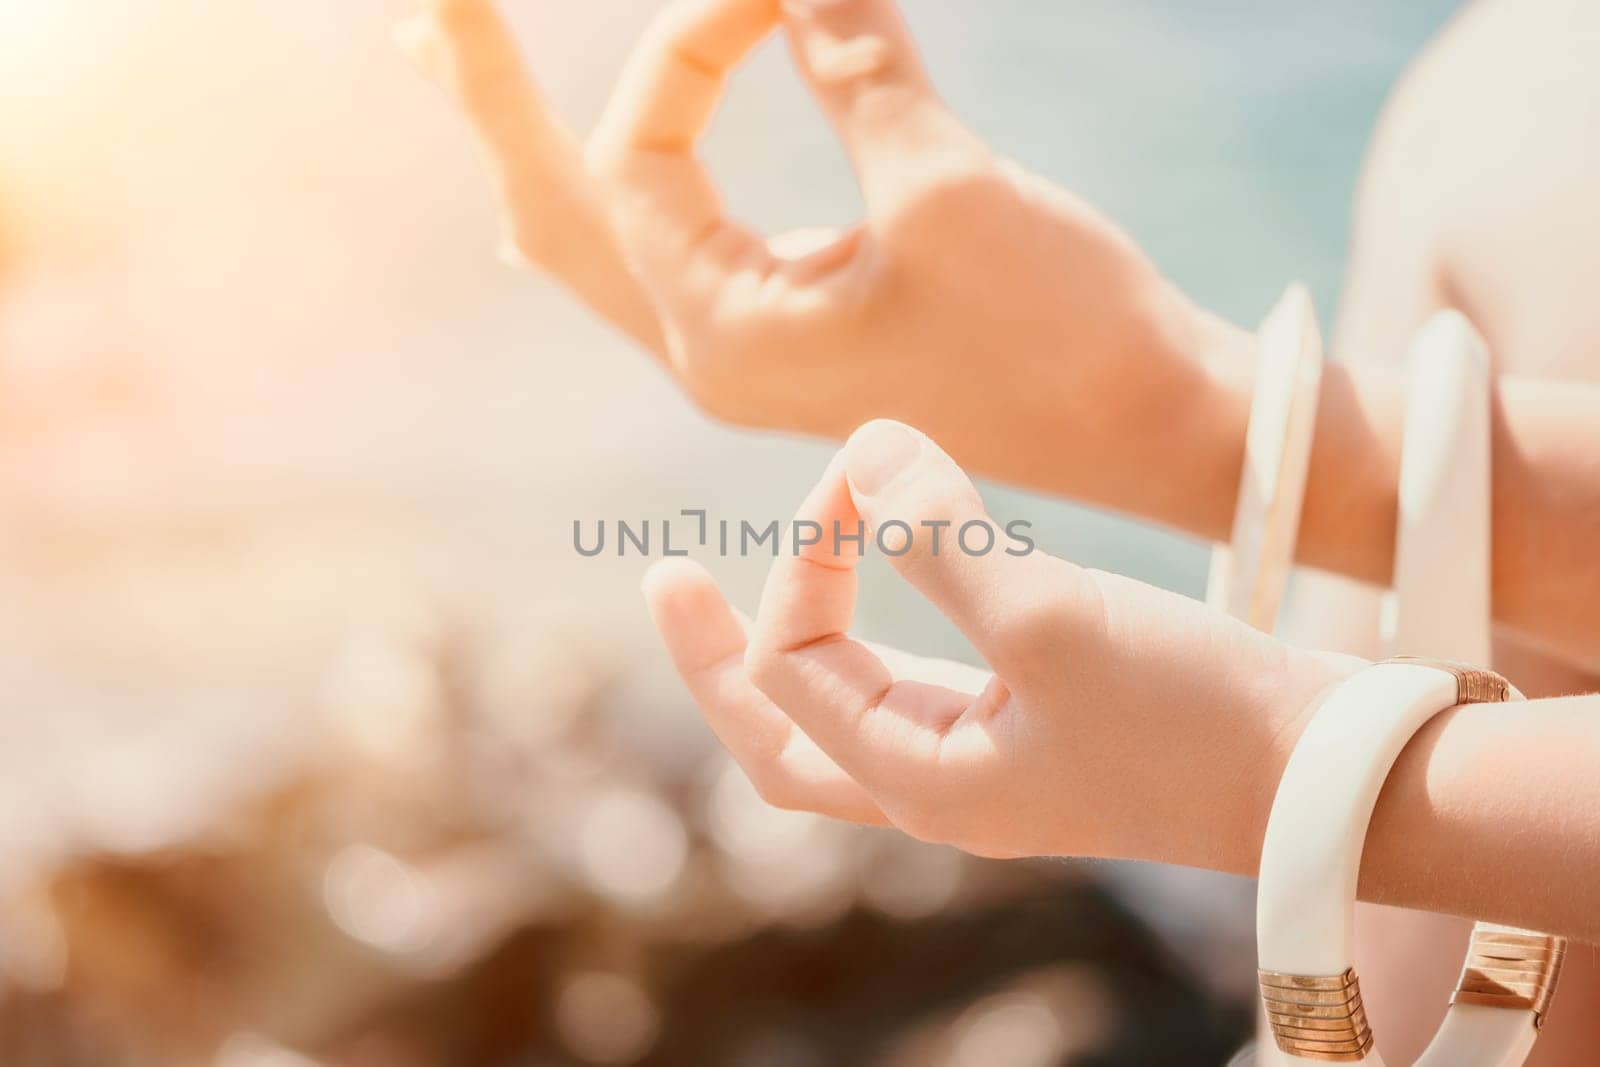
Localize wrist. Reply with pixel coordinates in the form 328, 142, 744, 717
1240, 648, 1367, 875
1081, 568, 1361, 876
1173, 297, 1263, 541
1189, 647, 1364, 879
1091, 283, 1256, 542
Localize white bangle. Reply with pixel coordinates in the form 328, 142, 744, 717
1382, 310, 1493, 663
1256, 658, 1564, 1065
1207, 283, 1324, 631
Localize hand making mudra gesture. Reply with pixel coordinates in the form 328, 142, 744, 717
396, 0, 1241, 528
400, 0, 1600, 946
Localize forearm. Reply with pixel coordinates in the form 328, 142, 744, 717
1189, 668, 1600, 942
1296, 363, 1600, 669
1009, 302, 1600, 668
1356, 692, 1600, 942
1091, 586, 1600, 942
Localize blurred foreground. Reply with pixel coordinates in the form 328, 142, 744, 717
0, 555, 1246, 1063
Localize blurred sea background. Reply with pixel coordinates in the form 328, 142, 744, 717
0, 2, 1462, 1064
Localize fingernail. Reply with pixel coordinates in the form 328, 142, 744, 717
844, 420, 921, 496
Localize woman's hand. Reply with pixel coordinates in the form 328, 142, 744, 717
645, 419, 1351, 869
400, 0, 1600, 671
400, 0, 1244, 509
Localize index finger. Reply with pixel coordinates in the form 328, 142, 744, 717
744, 454, 976, 796
585, 0, 779, 299
399, 0, 666, 352
591, 0, 778, 158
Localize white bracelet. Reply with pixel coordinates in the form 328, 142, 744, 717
1382, 310, 1493, 663
1207, 283, 1324, 631
1256, 658, 1564, 1065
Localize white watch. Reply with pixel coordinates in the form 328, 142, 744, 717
1207, 283, 1323, 631
1256, 658, 1565, 1065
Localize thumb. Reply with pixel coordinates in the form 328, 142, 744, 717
840, 420, 1088, 679
779, 0, 985, 210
